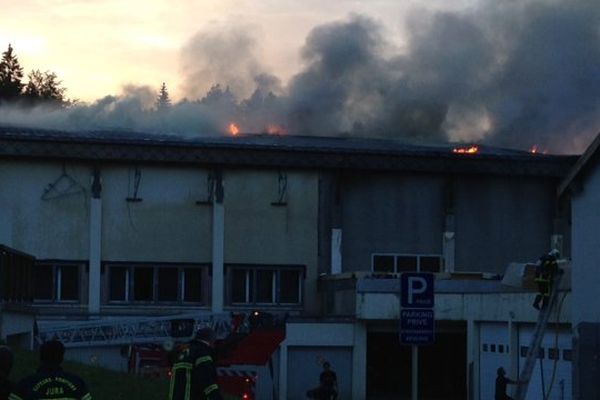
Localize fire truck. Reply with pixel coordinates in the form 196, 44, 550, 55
127, 312, 285, 400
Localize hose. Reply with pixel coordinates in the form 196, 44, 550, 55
544, 291, 569, 399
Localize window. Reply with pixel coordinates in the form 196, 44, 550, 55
158, 268, 178, 302
58, 265, 79, 301
33, 262, 80, 302
134, 268, 154, 301
34, 265, 54, 300
372, 254, 443, 273
548, 348, 559, 360
228, 265, 303, 306
482, 344, 488, 352
373, 255, 395, 273
563, 349, 572, 361
183, 268, 202, 302
109, 267, 128, 301
107, 264, 206, 304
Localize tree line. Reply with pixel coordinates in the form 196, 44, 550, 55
0, 44, 71, 108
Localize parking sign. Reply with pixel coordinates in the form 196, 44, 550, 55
400, 272, 435, 346
400, 272, 434, 308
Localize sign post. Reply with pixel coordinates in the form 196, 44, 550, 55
399, 272, 435, 400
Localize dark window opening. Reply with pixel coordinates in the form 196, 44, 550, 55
498, 344, 504, 353
58, 265, 78, 301
420, 256, 441, 273
280, 270, 301, 304
490, 344, 496, 353
256, 270, 275, 303
232, 269, 252, 304
183, 268, 202, 302
482, 344, 488, 352
34, 265, 54, 300
548, 348, 559, 360
134, 267, 154, 301
373, 255, 395, 273
109, 267, 128, 301
563, 349, 572, 361
397, 256, 418, 272
157, 268, 178, 302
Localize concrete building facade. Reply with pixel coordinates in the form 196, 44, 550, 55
0, 126, 582, 399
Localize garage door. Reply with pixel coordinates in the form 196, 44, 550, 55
518, 325, 572, 400
480, 322, 511, 400
287, 346, 352, 400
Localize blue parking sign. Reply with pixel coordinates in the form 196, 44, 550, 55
400, 272, 434, 308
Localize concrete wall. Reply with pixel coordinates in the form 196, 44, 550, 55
0, 160, 319, 315
356, 291, 571, 323
336, 172, 557, 274
101, 166, 211, 263
0, 161, 90, 259
454, 176, 555, 272
571, 164, 600, 327
571, 160, 600, 400
341, 173, 444, 271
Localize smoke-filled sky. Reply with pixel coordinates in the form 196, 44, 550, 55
1, 0, 599, 153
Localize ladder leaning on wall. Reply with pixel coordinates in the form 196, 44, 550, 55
513, 268, 564, 400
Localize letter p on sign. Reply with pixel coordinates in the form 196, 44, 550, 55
401, 272, 434, 308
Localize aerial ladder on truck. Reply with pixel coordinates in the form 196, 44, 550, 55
513, 250, 565, 400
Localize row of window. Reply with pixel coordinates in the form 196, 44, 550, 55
481, 342, 572, 361
372, 254, 443, 273
33, 262, 304, 307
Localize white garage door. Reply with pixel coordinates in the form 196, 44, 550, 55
518, 325, 572, 400
480, 322, 512, 400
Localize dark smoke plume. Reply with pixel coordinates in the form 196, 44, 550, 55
1, 0, 599, 153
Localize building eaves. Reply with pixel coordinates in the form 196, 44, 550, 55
558, 131, 600, 196
0, 126, 578, 177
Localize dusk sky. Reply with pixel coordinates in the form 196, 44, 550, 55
0, 0, 472, 102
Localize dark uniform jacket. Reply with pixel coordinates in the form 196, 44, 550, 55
1, 378, 15, 400
169, 340, 222, 400
9, 366, 91, 400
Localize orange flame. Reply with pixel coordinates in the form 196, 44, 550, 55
228, 123, 240, 136
453, 145, 479, 154
530, 145, 538, 154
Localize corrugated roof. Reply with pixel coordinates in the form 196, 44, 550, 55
0, 125, 578, 177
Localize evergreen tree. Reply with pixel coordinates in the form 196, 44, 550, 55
23, 69, 67, 107
0, 44, 24, 102
156, 82, 171, 113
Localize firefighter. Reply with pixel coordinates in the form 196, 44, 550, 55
169, 327, 223, 400
9, 340, 91, 400
495, 367, 519, 400
0, 346, 15, 400
532, 249, 560, 310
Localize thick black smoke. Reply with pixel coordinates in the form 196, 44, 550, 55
1, 0, 599, 153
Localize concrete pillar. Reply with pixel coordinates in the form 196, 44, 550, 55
352, 322, 367, 399
443, 231, 456, 272
278, 341, 288, 400
508, 318, 519, 398
211, 171, 225, 313
467, 319, 480, 400
88, 168, 102, 314
331, 228, 342, 274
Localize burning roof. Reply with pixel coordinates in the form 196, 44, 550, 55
0, 125, 577, 177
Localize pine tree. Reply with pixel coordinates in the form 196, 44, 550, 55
23, 69, 67, 107
156, 82, 171, 113
0, 44, 24, 102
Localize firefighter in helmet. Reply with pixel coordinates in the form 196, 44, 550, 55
169, 327, 222, 400
532, 249, 560, 310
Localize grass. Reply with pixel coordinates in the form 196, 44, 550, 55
11, 349, 169, 400
10, 349, 241, 400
